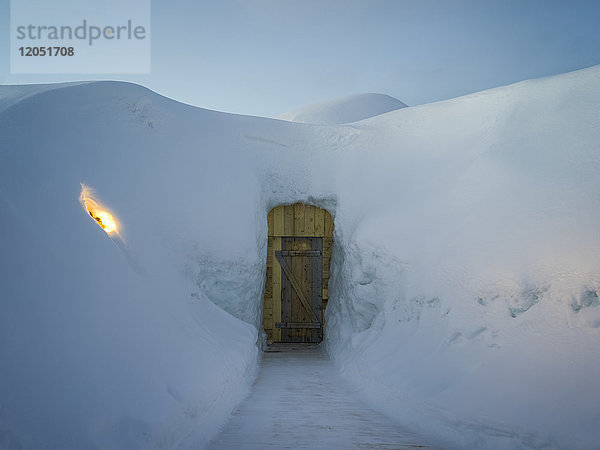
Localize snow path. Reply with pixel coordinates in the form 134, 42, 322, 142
208, 344, 428, 449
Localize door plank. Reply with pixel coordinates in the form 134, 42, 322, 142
305, 206, 315, 236
272, 237, 282, 342
314, 208, 325, 236
302, 246, 320, 342
292, 246, 303, 341
274, 206, 285, 236
294, 203, 305, 236
312, 238, 323, 341
267, 210, 274, 236
284, 204, 294, 236
325, 213, 334, 237
281, 238, 293, 342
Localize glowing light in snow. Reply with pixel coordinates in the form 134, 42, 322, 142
79, 183, 119, 234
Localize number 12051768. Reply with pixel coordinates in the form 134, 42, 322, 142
19, 47, 75, 56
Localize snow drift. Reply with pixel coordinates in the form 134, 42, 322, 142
1, 65, 599, 449
277, 92, 407, 124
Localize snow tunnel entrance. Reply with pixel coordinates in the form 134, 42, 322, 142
263, 204, 334, 344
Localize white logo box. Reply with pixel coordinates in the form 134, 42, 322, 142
11, 0, 151, 74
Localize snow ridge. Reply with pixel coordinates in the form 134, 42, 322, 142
277, 92, 407, 124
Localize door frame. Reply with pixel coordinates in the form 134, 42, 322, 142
262, 204, 334, 344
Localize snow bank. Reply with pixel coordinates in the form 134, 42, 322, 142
0, 83, 264, 449
1, 65, 599, 449
277, 92, 407, 124
325, 66, 600, 448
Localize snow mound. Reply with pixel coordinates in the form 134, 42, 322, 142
1, 65, 599, 449
277, 92, 407, 124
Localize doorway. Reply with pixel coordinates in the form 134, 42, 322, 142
263, 204, 334, 344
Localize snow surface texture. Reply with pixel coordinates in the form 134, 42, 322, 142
277, 92, 407, 124
208, 345, 426, 449
1, 65, 599, 449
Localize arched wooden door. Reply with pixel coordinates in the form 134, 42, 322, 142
263, 204, 333, 344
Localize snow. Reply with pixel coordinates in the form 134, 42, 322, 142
0, 82, 262, 449
324, 66, 600, 448
277, 92, 407, 124
1, 65, 599, 448
208, 344, 427, 449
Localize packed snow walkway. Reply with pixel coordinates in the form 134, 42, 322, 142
208, 343, 428, 449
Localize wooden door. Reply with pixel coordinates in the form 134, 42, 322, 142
275, 237, 323, 343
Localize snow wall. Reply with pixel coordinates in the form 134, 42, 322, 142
0, 65, 599, 449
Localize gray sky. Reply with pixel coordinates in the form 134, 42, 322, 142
1, 0, 599, 117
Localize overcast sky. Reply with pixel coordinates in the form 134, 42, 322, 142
1, 0, 599, 117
